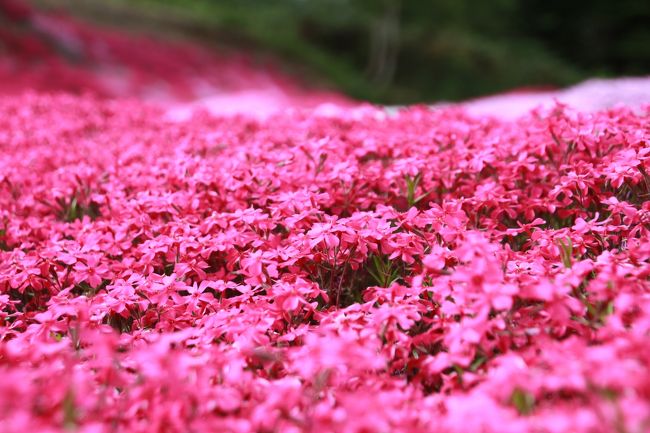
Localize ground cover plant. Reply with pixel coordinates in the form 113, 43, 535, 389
1, 94, 649, 432
1, 2, 650, 433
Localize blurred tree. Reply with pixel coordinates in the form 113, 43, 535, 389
34, 0, 650, 103
521, 0, 650, 74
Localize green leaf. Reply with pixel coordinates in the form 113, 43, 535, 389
557, 237, 573, 268
469, 354, 486, 372
404, 173, 423, 207
62, 388, 77, 430
511, 388, 535, 415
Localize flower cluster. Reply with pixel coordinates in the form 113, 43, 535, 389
0, 0, 344, 110
0, 91, 648, 432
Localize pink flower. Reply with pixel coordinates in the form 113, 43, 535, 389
73, 254, 110, 287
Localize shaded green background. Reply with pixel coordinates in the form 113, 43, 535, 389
51, 0, 650, 103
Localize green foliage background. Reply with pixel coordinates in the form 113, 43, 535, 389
71, 0, 650, 103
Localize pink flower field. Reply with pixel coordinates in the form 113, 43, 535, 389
1, 3, 650, 433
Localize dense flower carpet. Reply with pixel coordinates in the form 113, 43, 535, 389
1, 2, 650, 433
